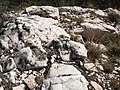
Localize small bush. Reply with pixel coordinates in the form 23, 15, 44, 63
109, 47, 120, 57
102, 62, 114, 73
85, 42, 103, 63
110, 78, 120, 90
71, 16, 84, 25
32, 48, 46, 60
106, 34, 120, 59
107, 12, 120, 25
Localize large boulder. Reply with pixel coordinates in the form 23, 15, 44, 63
42, 63, 88, 90
16, 15, 69, 42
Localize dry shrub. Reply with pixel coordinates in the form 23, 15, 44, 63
110, 78, 120, 90
102, 62, 114, 73
85, 42, 103, 63
71, 16, 84, 25
81, 29, 112, 44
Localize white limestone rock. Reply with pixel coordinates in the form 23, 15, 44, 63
115, 67, 120, 72
84, 63, 98, 72
20, 73, 28, 81
59, 6, 87, 14
12, 84, 25, 90
95, 10, 108, 16
84, 18, 104, 23
9, 70, 17, 83
42, 63, 88, 90
81, 22, 118, 34
105, 8, 120, 16
26, 6, 59, 19
0, 86, 4, 90
70, 41, 87, 59
100, 23, 118, 33
16, 15, 69, 42
81, 23, 107, 31
91, 81, 103, 90
0, 39, 9, 49
0, 65, 2, 72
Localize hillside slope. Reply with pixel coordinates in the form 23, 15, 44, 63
0, 6, 120, 90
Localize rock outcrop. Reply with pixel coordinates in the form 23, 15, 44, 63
0, 6, 120, 90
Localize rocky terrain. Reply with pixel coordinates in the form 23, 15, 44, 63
0, 6, 120, 90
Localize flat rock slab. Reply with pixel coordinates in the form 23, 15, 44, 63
42, 63, 88, 90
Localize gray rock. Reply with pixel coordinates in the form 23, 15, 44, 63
1, 57, 16, 72
0, 39, 9, 50
15, 47, 47, 70
42, 63, 88, 90
70, 41, 87, 60
94, 10, 108, 16
26, 6, 59, 19
12, 84, 25, 90
81, 22, 118, 33
0, 86, 4, 90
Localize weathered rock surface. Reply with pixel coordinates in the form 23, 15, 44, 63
42, 63, 88, 90
24, 74, 37, 89
70, 41, 87, 59
25, 6, 59, 19
0, 6, 120, 90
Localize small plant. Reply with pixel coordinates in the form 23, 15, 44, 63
107, 12, 120, 25
71, 16, 84, 25
106, 34, 120, 63
110, 78, 120, 90
102, 62, 114, 73
32, 48, 47, 61
85, 42, 103, 63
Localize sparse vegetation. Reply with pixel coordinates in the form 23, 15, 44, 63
110, 78, 120, 90
105, 34, 120, 64
85, 42, 103, 63
107, 13, 120, 25
102, 62, 114, 73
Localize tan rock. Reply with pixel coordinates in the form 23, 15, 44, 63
24, 74, 37, 89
